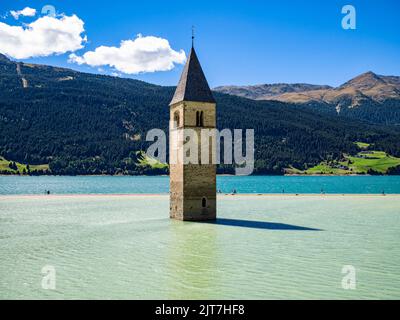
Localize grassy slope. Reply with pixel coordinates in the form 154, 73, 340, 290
287, 150, 400, 175
354, 141, 370, 149
136, 151, 168, 170
1, 152, 167, 174
347, 151, 400, 173
0, 156, 49, 174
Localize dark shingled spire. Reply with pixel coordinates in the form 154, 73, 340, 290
170, 47, 215, 105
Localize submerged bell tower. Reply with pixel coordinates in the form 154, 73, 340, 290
169, 41, 217, 221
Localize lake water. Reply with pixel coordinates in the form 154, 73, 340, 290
1, 195, 399, 299
1, 175, 400, 195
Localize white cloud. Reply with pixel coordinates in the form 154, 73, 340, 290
0, 14, 86, 59
10, 7, 37, 20
69, 34, 186, 74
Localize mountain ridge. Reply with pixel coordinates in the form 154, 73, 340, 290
214, 71, 400, 124
214, 83, 333, 100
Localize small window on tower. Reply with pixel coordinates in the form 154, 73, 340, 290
196, 111, 200, 127
185, 136, 190, 158
174, 111, 180, 128
200, 111, 204, 127
202, 197, 207, 208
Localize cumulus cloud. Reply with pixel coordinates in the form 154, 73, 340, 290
10, 7, 37, 20
0, 14, 86, 59
68, 34, 186, 74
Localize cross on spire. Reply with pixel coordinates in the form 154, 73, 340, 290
191, 25, 195, 47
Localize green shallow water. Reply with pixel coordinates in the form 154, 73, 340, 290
0, 195, 399, 299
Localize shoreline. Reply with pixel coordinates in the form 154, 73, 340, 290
0, 193, 398, 199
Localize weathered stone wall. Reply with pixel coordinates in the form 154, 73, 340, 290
169, 101, 217, 221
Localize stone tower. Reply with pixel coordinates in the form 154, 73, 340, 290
169, 45, 216, 221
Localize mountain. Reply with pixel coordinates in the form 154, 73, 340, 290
0, 55, 399, 175
214, 83, 332, 100
214, 72, 400, 125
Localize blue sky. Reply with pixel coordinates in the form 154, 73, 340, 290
0, 0, 399, 87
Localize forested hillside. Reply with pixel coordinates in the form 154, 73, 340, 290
0, 55, 399, 175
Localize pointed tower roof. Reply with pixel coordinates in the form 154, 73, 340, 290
170, 47, 215, 105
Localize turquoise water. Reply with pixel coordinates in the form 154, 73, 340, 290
0, 195, 399, 299
1, 175, 400, 195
